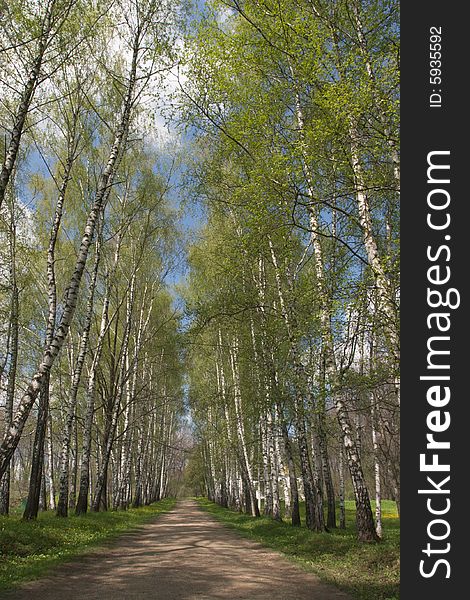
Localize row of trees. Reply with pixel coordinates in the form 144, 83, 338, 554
1, 0, 400, 545
0, 0, 184, 518
181, 0, 399, 542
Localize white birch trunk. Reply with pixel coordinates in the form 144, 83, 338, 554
371, 395, 382, 538
229, 339, 259, 517
339, 442, 346, 529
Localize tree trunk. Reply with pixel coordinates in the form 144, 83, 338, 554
118, 285, 153, 509
75, 291, 110, 515
55, 141, 99, 516
23, 373, 50, 520
317, 356, 336, 528
338, 440, 346, 529
217, 345, 240, 511
349, 125, 399, 364
337, 394, 378, 541
0, 204, 19, 515
229, 340, 260, 517
261, 414, 272, 516
92, 273, 135, 512
371, 395, 383, 538
91, 401, 121, 512
46, 412, 56, 510
278, 408, 301, 527
68, 416, 78, 509
117, 386, 133, 510
269, 238, 324, 532
39, 469, 47, 512
267, 408, 281, 521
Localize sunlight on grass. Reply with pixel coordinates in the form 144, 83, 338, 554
196, 498, 399, 600
0, 499, 176, 591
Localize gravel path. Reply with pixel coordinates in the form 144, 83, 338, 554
4, 500, 351, 599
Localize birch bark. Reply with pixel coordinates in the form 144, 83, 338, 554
229, 339, 260, 517
0, 200, 19, 515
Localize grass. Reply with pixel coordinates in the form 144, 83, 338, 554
0, 496, 399, 598
196, 497, 399, 600
0, 498, 176, 592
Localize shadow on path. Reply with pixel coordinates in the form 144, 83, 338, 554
3, 500, 352, 599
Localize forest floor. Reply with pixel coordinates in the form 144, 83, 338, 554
1, 499, 351, 599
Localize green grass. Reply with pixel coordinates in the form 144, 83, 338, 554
196, 497, 399, 600
0, 498, 176, 591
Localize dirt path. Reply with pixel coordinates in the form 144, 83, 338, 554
4, 500, 352, 599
